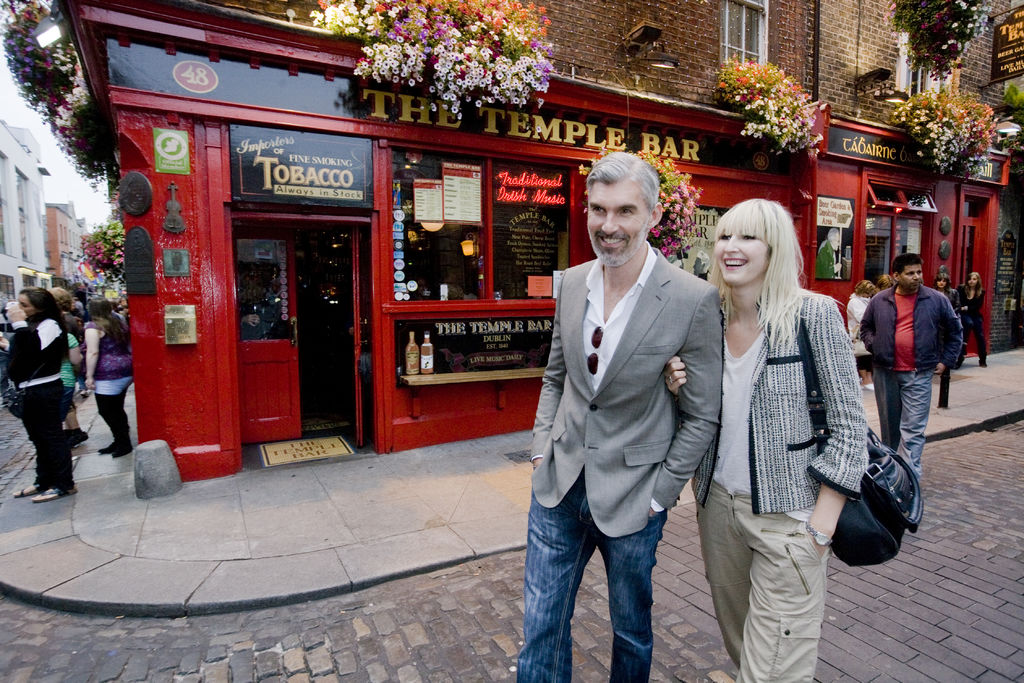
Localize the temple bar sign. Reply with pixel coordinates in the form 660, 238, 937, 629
993, 8, 1024, 83
230, 125, 373, 207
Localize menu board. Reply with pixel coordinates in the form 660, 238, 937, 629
442, 162, 482, 223
413, 179, 443, 223
492, 163, 569, 299
996, 231, 1017, 296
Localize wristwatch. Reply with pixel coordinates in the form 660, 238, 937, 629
805, 521, 833, 547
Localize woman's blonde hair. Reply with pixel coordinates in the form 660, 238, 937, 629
710, 198, 822, 351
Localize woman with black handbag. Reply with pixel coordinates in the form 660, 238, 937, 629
664, 199, 867, 681
7, 287, 76, 503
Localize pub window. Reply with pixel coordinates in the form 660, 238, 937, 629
864, 212, 924, 284
721, 0, 766, 63
492, 161, 570, 299
867, 182, 936, 213
0, 274, 13, 302
393, 150, 483, 301
895, 34, 950, 96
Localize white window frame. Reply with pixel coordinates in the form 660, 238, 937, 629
896, 33, 951, 95
721, 0, 767, 63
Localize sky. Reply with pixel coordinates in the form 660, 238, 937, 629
1, 43, 112, 229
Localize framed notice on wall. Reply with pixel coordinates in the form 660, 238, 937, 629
815, 196, 855, 281
441, 162, 482, 223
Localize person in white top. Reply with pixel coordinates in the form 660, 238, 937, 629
666, 199, 866, 682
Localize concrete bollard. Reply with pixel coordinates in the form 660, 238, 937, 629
134, 439, 183, 499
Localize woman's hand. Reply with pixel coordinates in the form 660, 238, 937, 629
85, 377, 95, 391
663, 356, 687, 395
6, 303, 25, 324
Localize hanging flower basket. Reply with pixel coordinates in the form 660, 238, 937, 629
2, 0, 118, 187
81, 219, 125, 284
579, 150, 703, 261
889, 0, 991, 78
713, 59, 821, 154
312, 0, 555, 118
889, 90, 995, 178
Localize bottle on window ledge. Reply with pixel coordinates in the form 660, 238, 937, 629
420, 331, 434, 375
405, 331, 420, 376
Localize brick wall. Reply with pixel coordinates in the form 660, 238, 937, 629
818, 0, 1010, 122
196, 0, 812, 107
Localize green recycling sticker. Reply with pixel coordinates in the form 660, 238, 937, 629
154, 128, 190, 175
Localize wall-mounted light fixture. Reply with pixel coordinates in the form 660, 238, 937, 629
622, 22, 679, 70
996, 117, 1022, 137
32, 0, 63, 47
854, 67, 908, 104
420, 221, 444, 232
460, 233, 477, 257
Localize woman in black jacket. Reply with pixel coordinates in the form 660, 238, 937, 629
957, 271, 987, 367
6, 287, 76, 502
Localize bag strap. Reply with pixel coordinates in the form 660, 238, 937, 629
796, 318, 831, 451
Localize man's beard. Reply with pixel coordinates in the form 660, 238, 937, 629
590, 229, 648, 268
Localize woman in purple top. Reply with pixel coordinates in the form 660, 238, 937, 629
84, 298, 134, 457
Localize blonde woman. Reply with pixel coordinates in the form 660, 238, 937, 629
665, 199, 867, 681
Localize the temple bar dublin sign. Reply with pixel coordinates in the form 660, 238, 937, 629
230, 125, 373, 208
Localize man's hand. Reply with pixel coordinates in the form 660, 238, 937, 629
242, 313, 260, 326
934, 362, 947, 375
663, 356, 687, 395
532, 457, 543, 471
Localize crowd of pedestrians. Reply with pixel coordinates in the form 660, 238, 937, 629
1, 286, 133, 503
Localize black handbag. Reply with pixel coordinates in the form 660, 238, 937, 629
3, 381, 25, 419
796, 319, 923, 567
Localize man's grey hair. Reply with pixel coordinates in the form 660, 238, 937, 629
586, 152, 660, 213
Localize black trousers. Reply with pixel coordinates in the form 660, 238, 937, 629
95, 390, 131, 448
22, 379, 75, 492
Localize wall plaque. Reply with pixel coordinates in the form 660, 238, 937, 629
124, 226, 156, 294
163, 248, 190, 277
939, 215, 952, 235
118, 171, 152, 216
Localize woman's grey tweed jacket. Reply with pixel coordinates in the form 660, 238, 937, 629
694, 295, 868, 514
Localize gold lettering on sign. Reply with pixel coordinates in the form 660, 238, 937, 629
360, 89, 699, 162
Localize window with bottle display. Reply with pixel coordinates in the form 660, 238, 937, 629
390, 150, 570, 301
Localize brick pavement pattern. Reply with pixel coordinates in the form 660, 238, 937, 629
0, 419, 1022, 681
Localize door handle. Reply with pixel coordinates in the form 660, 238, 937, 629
290, 317, 298, 346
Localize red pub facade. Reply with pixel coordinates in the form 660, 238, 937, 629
64, 0, 1005, 480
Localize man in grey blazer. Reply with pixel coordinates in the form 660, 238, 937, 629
517, 152, 723, 681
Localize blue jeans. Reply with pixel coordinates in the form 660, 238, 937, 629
873, 367, 933, 476
518, 474, 667, 682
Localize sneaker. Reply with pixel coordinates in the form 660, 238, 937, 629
79, 389, 90, 398
68, 430, 88, 448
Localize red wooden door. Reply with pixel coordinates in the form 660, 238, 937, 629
236, 231, 301, 443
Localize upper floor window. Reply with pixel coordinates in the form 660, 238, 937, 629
721, 0, 766, 63
896, 33, 950, 96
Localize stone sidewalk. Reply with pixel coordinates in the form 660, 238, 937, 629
0, 350, 1022, 621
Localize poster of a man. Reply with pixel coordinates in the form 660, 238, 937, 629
815, 226, 851, 280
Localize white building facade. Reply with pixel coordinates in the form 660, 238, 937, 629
0, 120, 51, 304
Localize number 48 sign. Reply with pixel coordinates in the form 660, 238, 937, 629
172, 60, 219, 95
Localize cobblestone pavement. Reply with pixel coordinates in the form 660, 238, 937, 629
0, 418, 1022, 681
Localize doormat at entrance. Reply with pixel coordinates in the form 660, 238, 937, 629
260, 436, 354, 467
